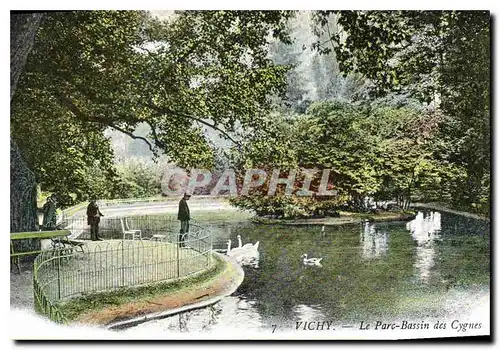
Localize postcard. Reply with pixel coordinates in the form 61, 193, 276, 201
9, 9, 491, 341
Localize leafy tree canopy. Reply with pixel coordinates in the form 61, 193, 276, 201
12, 10, 294, 205
230, 101, 448, 217
311, 10, 490, 214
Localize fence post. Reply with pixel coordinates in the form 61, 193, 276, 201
209, 226, 212, 265
33, 260, 38, 312
176, 235, 180, 278
121, 243, 125, 287
56, 253, 61, 300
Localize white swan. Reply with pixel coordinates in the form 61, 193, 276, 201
237, 235, 253, 249
237, 235, 260, 250
227, 239, 260, 268
226, 239, 248, 257
301, 254, 323, 266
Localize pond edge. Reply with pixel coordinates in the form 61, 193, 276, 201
251, 212, 416, 226
105, 252, 245, 331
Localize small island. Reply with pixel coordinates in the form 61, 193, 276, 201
251, 210, 416, 226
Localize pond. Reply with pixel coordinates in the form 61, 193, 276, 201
129, 210, 490, 335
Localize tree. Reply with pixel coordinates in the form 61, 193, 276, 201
114, 159, 164, 198
268, 11, 369, 113
11, 12, 44, 234
12, 88, 118, 206
311, 10, 490, 214
12, 10, 294, 211
230, 101, 444, 217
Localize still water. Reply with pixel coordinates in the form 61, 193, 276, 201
131, 211, 490, 333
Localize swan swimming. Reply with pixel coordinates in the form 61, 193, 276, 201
226, 239, 260, 268
226, 239, 246, 256
237, 235, 260, 250
301, 253, 323, 266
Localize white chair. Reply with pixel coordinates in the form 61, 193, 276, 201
125, 218, 142, 235
121, 218, 142, 240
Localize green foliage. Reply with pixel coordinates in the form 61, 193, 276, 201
312, 10, 490, 215
12, 10, 489, 217
114, 159, 163, 198
231, 101, 447, 217
231, 195, 346, 219
11, 88, 117, 206
268, 12, 368, 112
12, 10, 293, 206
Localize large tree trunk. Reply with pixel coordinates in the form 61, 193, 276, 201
10, 140, 38, 233
10, 12, 44, 255
11, 12, 43, 100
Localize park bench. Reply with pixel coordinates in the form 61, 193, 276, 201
10, 230, 84, 273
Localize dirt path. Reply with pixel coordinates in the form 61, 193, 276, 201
10, 262, 34, 310
69, 197, 238, 218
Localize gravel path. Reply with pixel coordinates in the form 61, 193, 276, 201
10, 262, 34, 310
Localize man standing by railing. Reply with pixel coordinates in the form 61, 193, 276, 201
87, 199, 104, 241
178, 193, 191, 247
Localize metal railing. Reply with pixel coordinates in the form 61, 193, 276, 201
33, 217, 213, 324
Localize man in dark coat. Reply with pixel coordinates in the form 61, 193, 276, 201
42, 194, 57, 230
87, 199, 104, 241
178, 193, 191, 247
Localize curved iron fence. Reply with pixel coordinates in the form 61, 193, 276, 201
33, 218, 213, 324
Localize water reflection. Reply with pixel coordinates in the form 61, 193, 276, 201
406, 212, 442, 282
407, 212, 442, 242
125, 210, 489, 334
133, 296, 263, 333
293, 304, 326, 322
360, 222, 388, 259
239, 254, 260, 269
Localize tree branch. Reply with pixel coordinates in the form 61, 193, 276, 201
108, 124, 156, 154
144, 120, 162, 146
58, 94, 157, 153
145, 101, 242, 147
325, 21, 337, 54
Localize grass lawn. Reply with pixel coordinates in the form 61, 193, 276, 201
37, 239, 213, 304
56, 253, 227, 322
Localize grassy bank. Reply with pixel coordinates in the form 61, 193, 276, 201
57, 253, 227, 322
412, 202, 489, 221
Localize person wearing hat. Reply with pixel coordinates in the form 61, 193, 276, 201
178, 193, 191, 247
42, 194, 58, 230
87, 198, 104, 241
